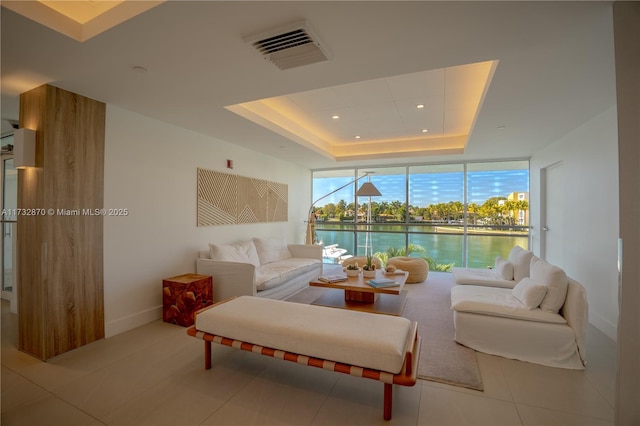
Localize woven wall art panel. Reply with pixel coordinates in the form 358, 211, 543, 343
197, 168, 288, 226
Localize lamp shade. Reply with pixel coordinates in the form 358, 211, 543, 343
14, 128, 36, 168
356, 182, 381, 197
305, 172, 379, 245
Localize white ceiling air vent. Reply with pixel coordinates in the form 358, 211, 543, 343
245, 20, 330, 70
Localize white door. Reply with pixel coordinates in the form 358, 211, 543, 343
541, 162, 564, 266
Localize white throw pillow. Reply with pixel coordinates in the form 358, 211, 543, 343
209, 240, 261, 267
494, 256, 514, 280
507, 245, 534, 282
512, 277, 548, 310
530, 257, 568, 313
252, 237, 292, 265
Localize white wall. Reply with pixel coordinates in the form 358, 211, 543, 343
103, 105, 310, 337
530, 106, 619, 340
102, 102, 621, 340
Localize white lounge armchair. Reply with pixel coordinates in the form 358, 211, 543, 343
451, 256, 588, 369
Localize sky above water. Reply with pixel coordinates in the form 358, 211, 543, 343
313, 169, 529, 207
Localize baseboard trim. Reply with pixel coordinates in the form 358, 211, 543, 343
105, 305, 162, 338
590, 311, 617, 342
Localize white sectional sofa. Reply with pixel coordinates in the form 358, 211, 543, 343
196, 238, 322, 302
451, 254, 588, 369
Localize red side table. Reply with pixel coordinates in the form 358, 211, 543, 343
162, 273, 213, 326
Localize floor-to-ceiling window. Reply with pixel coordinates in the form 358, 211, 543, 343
312, 169, 357, 259
355, 167, 406, 259
408, 164, 465, 270
312, 160, 529, 270
465, 161, 530, 268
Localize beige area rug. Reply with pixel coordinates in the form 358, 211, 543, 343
287, 269, 483, 391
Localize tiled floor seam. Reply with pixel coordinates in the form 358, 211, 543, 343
196, 371, 263, 426
3, 378, 107, 426
308, 374, 341, 425
515, 401, 614, 424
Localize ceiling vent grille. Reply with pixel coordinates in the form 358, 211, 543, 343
246, 20, 330, 70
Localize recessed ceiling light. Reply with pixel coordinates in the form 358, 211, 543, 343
332, 115, 340, 119
354, 135, 361, 139
422, 129, 429, 133
416, 104, 425, 109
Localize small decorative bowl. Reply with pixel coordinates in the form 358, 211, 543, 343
346, 269, 360, 277
362, 269, 376, 278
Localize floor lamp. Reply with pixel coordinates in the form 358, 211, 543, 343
306, 173, 381, 246
356, 176, 382, 256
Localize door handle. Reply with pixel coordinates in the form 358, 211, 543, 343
543, 226, 550, 231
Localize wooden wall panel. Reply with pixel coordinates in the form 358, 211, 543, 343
18, 85, 105, 360
237, 177, 268, 223
17, 85, 47, 357
267, 181, 288, 222
197, 168, 288, 226
197, 168, 237, 225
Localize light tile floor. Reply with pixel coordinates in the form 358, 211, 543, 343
1, 295, 616, 425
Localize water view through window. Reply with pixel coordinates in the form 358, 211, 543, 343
311, 161, 529, 270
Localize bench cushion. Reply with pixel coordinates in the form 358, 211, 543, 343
195, 296, 412, 373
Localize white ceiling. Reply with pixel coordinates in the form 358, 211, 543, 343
227, 60, 496, 161
0, 1, 617, 169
